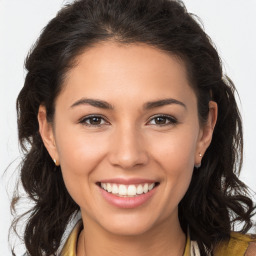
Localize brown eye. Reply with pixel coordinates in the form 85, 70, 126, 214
155, 116, 168, 125
88, 117, 102, 125
79, 115, 108, 127
147, 115, 177, 126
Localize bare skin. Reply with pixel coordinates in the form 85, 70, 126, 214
246, 242, 256, 256
38, 42, 217, 256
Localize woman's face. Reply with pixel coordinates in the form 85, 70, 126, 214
39, 42, 216, 236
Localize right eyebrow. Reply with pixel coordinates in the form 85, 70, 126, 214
70, 98, 114, 109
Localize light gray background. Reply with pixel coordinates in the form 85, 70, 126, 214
1, 0, 255, 255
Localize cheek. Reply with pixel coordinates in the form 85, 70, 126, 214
54, 127, 108, 205
150, 128, 198, 171
148, 128, 198, 198
56, 128, 107, 174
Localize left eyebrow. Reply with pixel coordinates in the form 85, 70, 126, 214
143, 98, 187, 110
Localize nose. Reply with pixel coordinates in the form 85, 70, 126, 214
108, 124, 149, 169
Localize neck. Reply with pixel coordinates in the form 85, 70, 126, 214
77, 214, 186, 256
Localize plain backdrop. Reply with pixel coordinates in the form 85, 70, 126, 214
1, 0, 256, 255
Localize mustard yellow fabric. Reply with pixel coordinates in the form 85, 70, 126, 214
61, 220, 255, 256
61, 220, 83, 256
183, 229, 191, 256
215, 232, 256, 256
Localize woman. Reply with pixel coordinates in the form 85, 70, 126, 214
11, 0, 256, 255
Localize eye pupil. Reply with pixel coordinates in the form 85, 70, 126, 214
90, 117, 101, 125
155, 117, 166, 124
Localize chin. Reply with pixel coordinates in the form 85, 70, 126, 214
97, 212, 158, 236
104, 222, 154, 236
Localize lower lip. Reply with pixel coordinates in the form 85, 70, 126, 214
99, 186, 158, 209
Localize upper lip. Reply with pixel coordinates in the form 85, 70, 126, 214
98, 178, 159, 185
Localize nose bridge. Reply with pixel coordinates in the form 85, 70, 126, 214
108, 122, 148, 169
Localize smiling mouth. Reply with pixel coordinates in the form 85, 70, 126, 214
96, 182, 160, 197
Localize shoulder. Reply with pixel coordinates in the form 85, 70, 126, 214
215, 232, 256, 256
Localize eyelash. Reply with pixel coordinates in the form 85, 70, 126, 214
79, 114, 178, 127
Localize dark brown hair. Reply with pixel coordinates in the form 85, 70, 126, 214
11, 0, 255, 255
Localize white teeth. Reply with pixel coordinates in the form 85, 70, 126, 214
136, 184, 143, 195
127, 185, 136, 196
119, 185, 127, 196
143, 183, 148, 193
112, 184, 119, 194
148, 183, 154, 191
100, 182, 157, 197
107, 183, 112, 193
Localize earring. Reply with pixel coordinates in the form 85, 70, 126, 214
53, 159, 59, 166
195, 153, 202, 168
194, 163, 201, 168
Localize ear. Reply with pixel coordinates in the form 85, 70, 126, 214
195, 101, 218, 166
38, 105, 59, 165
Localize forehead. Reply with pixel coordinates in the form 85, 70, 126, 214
58, 42, 196, 109
66, 41, 188, 83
